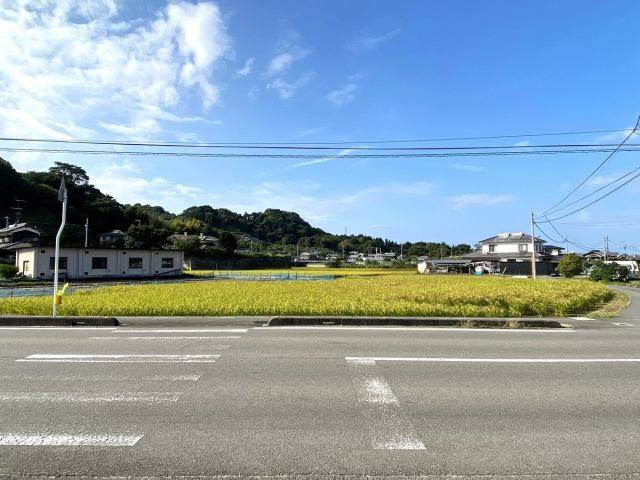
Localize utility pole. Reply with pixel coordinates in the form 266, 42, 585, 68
565, 237, 569, 254
84, 218, 89, 248
530, 212, 537, 279
53, 178, 67, 317
400, 243, 403, 260
604, 235, 609, 261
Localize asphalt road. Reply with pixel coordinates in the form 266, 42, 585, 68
1, 290, 640, 479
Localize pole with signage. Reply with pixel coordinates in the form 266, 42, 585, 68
53, 178, 67, 317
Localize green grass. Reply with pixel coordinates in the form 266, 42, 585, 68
0, 275, 612, 317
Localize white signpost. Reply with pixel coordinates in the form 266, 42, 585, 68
52, 178, 67, 317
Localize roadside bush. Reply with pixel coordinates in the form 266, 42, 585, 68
589, 261, 628, 282
0, 264, 18, 279
557, 253, 583, 278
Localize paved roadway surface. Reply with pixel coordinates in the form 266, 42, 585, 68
1, 289, 640, 479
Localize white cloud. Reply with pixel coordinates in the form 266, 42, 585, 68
450, 163, 484, 172
264, 32, 311, 99
448, 193, 515, 210
587, 173, 623, 186
266, 73, 316, 100
326, 83, 358, 106
0, 0, 230, 145
237, 57, 255, 76
266, 49, 309, 78
288, 148, 359, 168
514, 140, 531, 147
349, 28, 400, 51
89, 161, 213, 212
221, 181, 434, 223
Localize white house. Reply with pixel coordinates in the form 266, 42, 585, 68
15, 247, 184, 280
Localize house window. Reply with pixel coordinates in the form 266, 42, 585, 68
161, 257, 174, 268
488, 245, 496, 253
128, 257, 143, 269
22, 260, 29, 273
518, 244, 528, 253
49, 257, 68, 270
92, 257, 108, 269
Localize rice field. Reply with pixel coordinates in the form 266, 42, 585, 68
0, 275, 611, 317
188, 268, 415, 277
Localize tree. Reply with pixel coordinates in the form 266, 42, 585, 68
169, 235, 201, 256
589, 261, 628, 282
557, 253, 583, 278
219, 232, 238, 253
48, 162, 89, 186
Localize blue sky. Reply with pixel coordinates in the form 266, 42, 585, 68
1, 1, 640, 250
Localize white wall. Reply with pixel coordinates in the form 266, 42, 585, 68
16, 248, 183, 279
481, 242, 542, 254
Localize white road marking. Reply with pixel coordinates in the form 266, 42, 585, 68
346, 357, 640, 365
0, 374, 201, 382
0, 433, 142, 446
0, 327, 118, 331
17, 354, 220, 363
112, 328, 247, 333
256, 326, 574, 333
348, 360, 425, 450
0, 392, 181, 403
89, 336, 241, 340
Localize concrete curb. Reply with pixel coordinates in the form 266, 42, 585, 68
267, 316, 565, 328
0, 316, 119, 327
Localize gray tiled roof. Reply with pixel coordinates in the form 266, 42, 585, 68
478, 232, 543, 244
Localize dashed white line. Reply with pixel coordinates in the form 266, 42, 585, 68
0, 374, 201, 382
0, 433, 142, 446
348, 359, 425, 450
17, 354, 220, 363
0, 392, 181, 403
112, 328, 247, 333
346, 357, 640, 365
0, 327, 118, 331
256, 326, 574, 333
89, 336, 241, 340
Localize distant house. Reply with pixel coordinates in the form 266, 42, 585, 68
461, 232, 564, 275
15, 247, 183, 280
166, 233, 220, 248
0, 223, 40, 250
99, 229, 129, 247
582, 249, 619, 262
0, 223, 41, 264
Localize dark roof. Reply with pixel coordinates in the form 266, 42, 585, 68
478, 232, 544, 245
99, 229, 127, 236
0, 223, 40, 235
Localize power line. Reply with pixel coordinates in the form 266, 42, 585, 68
539, 167, 640, 223
0, 136, 638, 152
544, 165, 640, 216
541, 116, 640, 215
0, 128, 629, 148
2, 146, 640, 159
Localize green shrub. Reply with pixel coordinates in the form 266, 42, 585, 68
589, 261, 628, 282
557, 253, 583, 278
0, 264, 18, 279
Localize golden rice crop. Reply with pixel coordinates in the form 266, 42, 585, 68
0, 275, 611, 317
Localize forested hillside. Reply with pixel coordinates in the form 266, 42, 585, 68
0, 159, 471, 258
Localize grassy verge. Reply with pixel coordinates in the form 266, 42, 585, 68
0, 275, 611, 317
586, 290, 631, 319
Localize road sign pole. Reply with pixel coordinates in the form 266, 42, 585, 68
53, 180, 67, 317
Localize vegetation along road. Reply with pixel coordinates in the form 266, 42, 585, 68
0, 272, 612, 318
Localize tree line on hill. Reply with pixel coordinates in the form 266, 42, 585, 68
0, 159, 472, 259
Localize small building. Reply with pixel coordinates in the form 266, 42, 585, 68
15, 247, 183, 280
99, 229, 129, 247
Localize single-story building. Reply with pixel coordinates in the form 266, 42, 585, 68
15, 247, 184, 280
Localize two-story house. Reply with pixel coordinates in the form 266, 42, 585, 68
0, 223, 41, 264
462, 232, 564, 275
